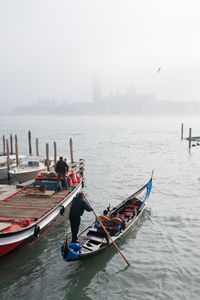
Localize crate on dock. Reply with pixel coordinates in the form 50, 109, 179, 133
26, 189, 55, 197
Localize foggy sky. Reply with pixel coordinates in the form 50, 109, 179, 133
0, 0, 200, 112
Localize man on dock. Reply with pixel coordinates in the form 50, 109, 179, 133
55, 156, 68, 190
69, 192, 92, 243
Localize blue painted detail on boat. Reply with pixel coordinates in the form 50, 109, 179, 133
61, 243, 82, 261
142, 180, 152, 204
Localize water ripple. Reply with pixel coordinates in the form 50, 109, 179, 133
1, 115, 200, 300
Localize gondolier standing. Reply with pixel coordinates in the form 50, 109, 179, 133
69, 192, 92, 243
55, 156, 68, 189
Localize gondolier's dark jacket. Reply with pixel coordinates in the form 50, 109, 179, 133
55, 160, 68, 173
70, 194, 92, 217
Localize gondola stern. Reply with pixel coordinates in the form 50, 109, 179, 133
61, 241, 82, 262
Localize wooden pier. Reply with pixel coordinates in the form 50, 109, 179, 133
0, 184, 18, 201
0, 188, 72, 221
185, 136, 200, 141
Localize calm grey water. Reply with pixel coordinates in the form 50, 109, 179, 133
0, 114, 200, 300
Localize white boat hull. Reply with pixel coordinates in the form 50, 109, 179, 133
0, 155, 27, 180
0, 167, 8, 180
9, 160, 46, 183
10, 168, 46, 183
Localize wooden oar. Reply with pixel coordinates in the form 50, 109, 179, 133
84, 196, 131, 267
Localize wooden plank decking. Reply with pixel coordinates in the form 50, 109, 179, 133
0, 188, 72, 221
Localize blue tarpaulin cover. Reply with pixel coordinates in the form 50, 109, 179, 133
61, 243, 82, 261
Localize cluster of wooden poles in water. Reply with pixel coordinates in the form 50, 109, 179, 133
181, 123, 200, 149
0, 130, 85, 178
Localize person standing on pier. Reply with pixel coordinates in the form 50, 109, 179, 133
69, 192, 92, 243
55, 156, 68, 190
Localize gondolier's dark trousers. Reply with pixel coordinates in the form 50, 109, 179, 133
69, 213, 81, 242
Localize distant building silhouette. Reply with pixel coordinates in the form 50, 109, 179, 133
11, 83, 199, 115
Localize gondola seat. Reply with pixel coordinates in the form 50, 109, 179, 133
124, 204, 140, 213
97, 224, 121, 232
127, 204, 140, 209
94, 216, 122, 233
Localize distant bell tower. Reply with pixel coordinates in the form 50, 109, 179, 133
93, 75, 101, 103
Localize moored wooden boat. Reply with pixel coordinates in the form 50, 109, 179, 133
0, 170, 83, 257
61, 173, 153, 261
8, 156, 49, 183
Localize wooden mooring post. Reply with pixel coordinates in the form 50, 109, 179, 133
10, 134, 13, 154
15, 134, 19, 166
1, 134, 16, 156
68, 138, 85, 178
69, 138, 74, 163
28, 130, 32, 156
181, 123, 184, 140
189, 128, 192, 149
6, 138, 10, 180
46, 143, 50, 171
54, 141, 57, 167
36, 138, 39, 156
3, 135, 6, 155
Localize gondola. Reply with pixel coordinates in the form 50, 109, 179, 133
61, 173, 153, 261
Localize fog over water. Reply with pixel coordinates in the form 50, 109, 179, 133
1, 0, 200, 113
